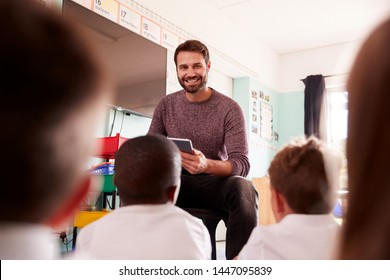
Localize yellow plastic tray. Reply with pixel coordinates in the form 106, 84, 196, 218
73, 210, 108, 228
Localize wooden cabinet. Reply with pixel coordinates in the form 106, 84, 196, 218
252, 177, 276, 225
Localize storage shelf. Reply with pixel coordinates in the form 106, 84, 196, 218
73, 210, 108, 228
100, 174, 116, 193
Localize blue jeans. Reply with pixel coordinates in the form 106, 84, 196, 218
176, 174, 258, 259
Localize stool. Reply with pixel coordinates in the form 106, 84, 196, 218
184, 208, 228, 260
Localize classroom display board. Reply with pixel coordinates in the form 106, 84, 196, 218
234, 77, 280, 178
71, 0, 184, 46
250, 90, 276, 142
71, 0, 188, 93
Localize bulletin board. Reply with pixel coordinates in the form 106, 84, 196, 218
250, 89, 276, 143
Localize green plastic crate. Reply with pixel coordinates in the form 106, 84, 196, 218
99, 174, 116, 193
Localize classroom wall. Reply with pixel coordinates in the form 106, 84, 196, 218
131, 1, 361, 141
100, 0, 361, 175
278, 40, 362, 92
208, 69, 233, 98
278, 91, 305, 145
133, 0, 280, 90
234, 77, 281, 179
116, 78, 166, 117
106, 108, 152, 139
86, 0, 362, 168
230, 40, 362, 174
273, 41, 362, 147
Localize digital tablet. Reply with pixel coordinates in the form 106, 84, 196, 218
168, 137, 194, 154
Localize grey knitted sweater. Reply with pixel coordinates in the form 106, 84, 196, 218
148, 89, 250, 177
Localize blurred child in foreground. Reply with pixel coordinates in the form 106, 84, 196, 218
0, 0, 111, 259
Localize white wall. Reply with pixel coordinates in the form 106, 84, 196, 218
131, 1, 364, 95
208, 69, 233, 98
116, 78, 166, 117
133, 0, 280, 90
93, 1, 366, 147
278, 40, 363, 92
106, 108, 152, 139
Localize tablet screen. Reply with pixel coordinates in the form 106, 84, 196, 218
168, 137, 194, 154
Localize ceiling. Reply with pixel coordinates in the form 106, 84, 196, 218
206, 0, 390, 54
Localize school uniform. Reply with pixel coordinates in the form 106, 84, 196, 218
75, 203, 211, 259
0, 223, 60, 259
237, 214, 339, 260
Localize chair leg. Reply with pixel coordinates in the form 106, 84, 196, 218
72, 226, 78, 251
182, 208, 226, 260
111, 191, 117, 209
202, 219, 221, 260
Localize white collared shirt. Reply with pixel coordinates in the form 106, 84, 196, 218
75, 203, 211, 259
238, 214, 340, 260
0, 223, 60, 260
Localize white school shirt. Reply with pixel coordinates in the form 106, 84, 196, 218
75, 203, 212, 259
0, 223, 60, 260
238, 214, 339, 260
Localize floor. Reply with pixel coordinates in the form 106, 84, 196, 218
216, 240, 226, 260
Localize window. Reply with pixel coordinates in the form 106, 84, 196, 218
322, 86, 349, 220
323, 86, 349, 191
327, 88, 348, 150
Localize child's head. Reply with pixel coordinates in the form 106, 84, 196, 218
0, 0, 112, 225
114, 135, 182, 206
268, 137, 342, 220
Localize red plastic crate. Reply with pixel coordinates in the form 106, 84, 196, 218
95, 133, 129, 159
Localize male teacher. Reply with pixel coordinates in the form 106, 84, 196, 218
148, 40, 258, 259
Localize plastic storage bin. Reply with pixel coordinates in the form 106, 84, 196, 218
90, 162, 115, 175
95, 133, 129, 159
101, 174, 116, 193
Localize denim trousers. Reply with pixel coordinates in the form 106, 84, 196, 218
176, 174, 259, 259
